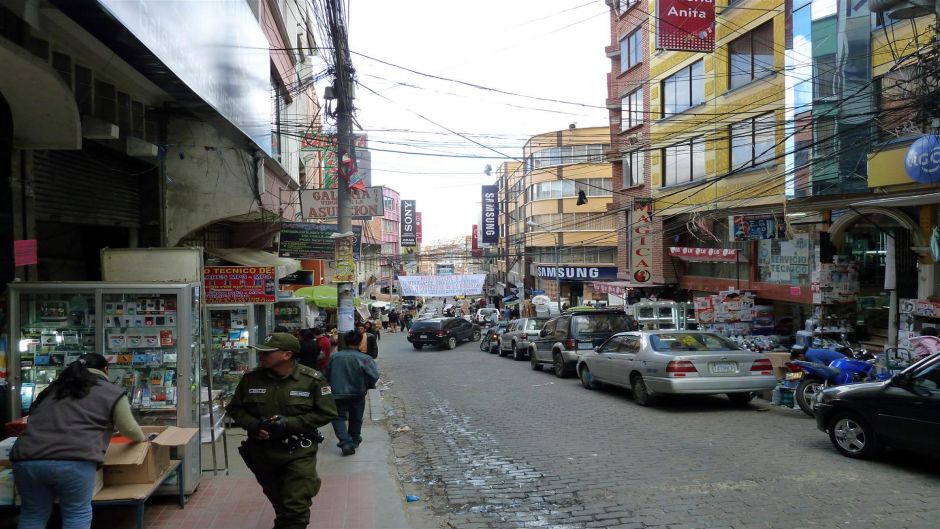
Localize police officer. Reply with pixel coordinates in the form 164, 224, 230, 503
227, 333, 338, 529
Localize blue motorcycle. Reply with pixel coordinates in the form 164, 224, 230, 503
789, 346, 890, 416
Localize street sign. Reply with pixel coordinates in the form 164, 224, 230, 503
531, 289, 545, 295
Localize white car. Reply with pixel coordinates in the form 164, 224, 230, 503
576, 331, 777, 406
474, 308, 499, 325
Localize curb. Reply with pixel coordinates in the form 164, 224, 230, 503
368, 386, 385, 422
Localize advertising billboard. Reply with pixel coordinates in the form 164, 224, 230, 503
481, 185, 499, 244
400, 200, 417, 247
656, 0, 716, 52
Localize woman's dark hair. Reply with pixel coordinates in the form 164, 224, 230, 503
36, 353, 108, 405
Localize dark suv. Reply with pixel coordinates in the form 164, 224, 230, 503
407, 318, 481, 350
531, 309, 637, 377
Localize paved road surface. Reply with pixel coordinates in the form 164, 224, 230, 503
379, 324, 940, 529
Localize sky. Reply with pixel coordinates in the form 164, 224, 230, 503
346, 1, 611, 245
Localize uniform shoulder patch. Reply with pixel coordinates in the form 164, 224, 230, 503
320, 385, 332, 396
298, 366, 322, 379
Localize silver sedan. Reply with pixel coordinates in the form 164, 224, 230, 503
576, 331, 777, 406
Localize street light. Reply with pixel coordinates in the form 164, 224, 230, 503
527, 219, 562, 313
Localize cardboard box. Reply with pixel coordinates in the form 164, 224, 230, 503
102, 426, 196, 485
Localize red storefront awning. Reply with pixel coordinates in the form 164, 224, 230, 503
590, 281, 654, 296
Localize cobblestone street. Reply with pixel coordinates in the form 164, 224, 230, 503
379, 332, 940, 529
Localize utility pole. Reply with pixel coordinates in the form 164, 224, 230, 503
328, 0, 356, 333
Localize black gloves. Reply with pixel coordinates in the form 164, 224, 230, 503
262, 415, 288, 439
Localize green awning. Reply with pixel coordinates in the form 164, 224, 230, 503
294, 285, 360, 309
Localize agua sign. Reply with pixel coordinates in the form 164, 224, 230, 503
629, 199, 654, 284
657, 0, 715, 52
905, 135, 940, 184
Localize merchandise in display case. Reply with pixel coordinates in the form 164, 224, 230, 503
208, 306, 254, 403
6, 282, 203, 495
274, 298, 307, 332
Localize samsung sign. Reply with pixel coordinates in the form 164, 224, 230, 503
481, 185, 499, 244
96, 0, 271, 154
536, 266, 618, 281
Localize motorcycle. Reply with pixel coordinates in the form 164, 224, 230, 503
787, 344, 889, 416
479, 319, 501, 352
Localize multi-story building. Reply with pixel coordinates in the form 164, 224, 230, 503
512, 126, 617, 306
648, 0, 791, 303
360, 187, 401, 297
0, 1, 321, 284
605, 0, 672, 293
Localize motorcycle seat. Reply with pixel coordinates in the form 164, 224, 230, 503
792, 360, 841, 379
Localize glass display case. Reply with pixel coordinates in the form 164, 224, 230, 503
7, 282, 203, 494
273, 298, 308, 332
207, 305, 260, 405
631, 301, 693, 330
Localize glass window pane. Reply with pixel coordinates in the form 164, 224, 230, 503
663, 78, 675, 117
664, 147, 676, 186
692, 139, 705, 180
675, 67, 690, 111
563, 180, 575, 197
676, 142, 691, 183
753, 23, 774, 79
730, 121, 751, 169
620, 36, 629, 71
754, 114, 776, 165
729, 37, 751, 89
691, 61, 704, 106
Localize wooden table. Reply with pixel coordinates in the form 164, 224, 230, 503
92, 460, 185, 529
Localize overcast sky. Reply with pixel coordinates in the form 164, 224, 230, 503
347, 1, 610, 245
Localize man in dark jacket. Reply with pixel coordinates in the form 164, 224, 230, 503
297, 329, 319, 369
325, 331, 380, 455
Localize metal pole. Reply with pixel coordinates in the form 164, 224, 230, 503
330, 0, 355, 333
555, 234, 561, 313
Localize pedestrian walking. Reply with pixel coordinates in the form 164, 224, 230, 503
326, 331, 380, 455
388, 309, 399, 333
297, 329, 319, 369
315, 328, 333, 371
227, 333, 338, 529
11, 353, 146, 529
403, 310, 413, 332
380, 310, 389, 330
361, 322, 380, 358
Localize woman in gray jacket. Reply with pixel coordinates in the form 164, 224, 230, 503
11, 353, 145, 529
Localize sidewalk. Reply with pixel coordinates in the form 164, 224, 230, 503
3, 390, 414, 529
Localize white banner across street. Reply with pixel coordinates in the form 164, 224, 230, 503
398, 274, 487, 297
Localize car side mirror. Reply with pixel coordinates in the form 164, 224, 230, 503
539, 329, 548, 337
891, 372, 913, 387
594, 346, 600, 352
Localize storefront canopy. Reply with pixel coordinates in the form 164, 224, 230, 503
668, 247, 742, 263
207, 248, 300, 277
294, 285, 360, 309
591, 281, 654, 296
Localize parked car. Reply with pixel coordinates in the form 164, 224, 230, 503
531, 308, 637, 377
498, 317, 549, 360
407, 317, 481, 350
481, 321, 511, 353
576, 331, 778, 406
814, 352, 940, 459
474, 308, 499, 325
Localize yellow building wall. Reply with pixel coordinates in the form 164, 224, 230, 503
648, 0, 787, 214
871, 18, 935, 77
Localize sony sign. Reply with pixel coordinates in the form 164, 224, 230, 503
481, 185, 499, 244
400, 200, 417, 247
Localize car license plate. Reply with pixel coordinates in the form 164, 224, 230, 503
785, 371, 803, 381
419, 334, 428, 339
710, 362, 736, 374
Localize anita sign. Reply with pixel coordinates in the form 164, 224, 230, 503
536, 266, 618, 281
630, 199, 654, 284
481, 185, 499, 244
905, 135, 940, 184
657, 0, 715, 52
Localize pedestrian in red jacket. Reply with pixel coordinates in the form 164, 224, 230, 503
315, 327, 333, 371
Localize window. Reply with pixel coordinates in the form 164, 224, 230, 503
619, 29, 642, 72
94, 80, 117, 123
383, 196, 394, 210
621, 88, 644, 131
623, 150, 644, 187
617, 0, 639, 12
529, 144, 610, 170
730, 113, 776, 170
729, 22, 774, 90
875, 67, 919, 141
813, 53, 837, 99
663, 138, 705, 186
52, 52, 72, 89
661, 61, 704, 117
814, 116, 836, 158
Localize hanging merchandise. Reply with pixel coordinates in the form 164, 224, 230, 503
931, 226, 940, 262
694, 290, 755, 336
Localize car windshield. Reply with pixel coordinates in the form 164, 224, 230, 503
571, 314, 632, 337
649, 333, 740, 353
524, 319, 547, 331
411, 321, 441, 331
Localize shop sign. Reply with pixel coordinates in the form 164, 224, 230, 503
299, 132, 368, 188
299, 186, 384, 220
204, 266, 276, 304
536, 266, 618, 281
904, 134, 940, 184
656, 0, 716, 52
14, 239, 38, 267
333, 235, 356, 283
278, 270, 314, 285
592, 282, 625, 296
481, 185, 499, 244
401, 200, 417, 247
630, 199, 654, 284
729, 215, 786, 241
668, 247, 738, 262
279, 223, 362, 260
416, 212, 423, 245
472, 225, 479, 250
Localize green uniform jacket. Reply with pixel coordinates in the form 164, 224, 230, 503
227, 363, 338, 466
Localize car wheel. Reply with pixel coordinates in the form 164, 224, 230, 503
552, 352, 571, 378
796, 378, 824, 417
497, 346, 507, 357
828, 412, 882, 459
727, 392, 754, 405
412, 344, 423, 350
579, 365, 600, 389
512, 344, 525, 361
472, 330, 481, 342
447, 336, 457, 350
530, 351, 542, 371
479, 338, 489, 352
631, 375, 657, 406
